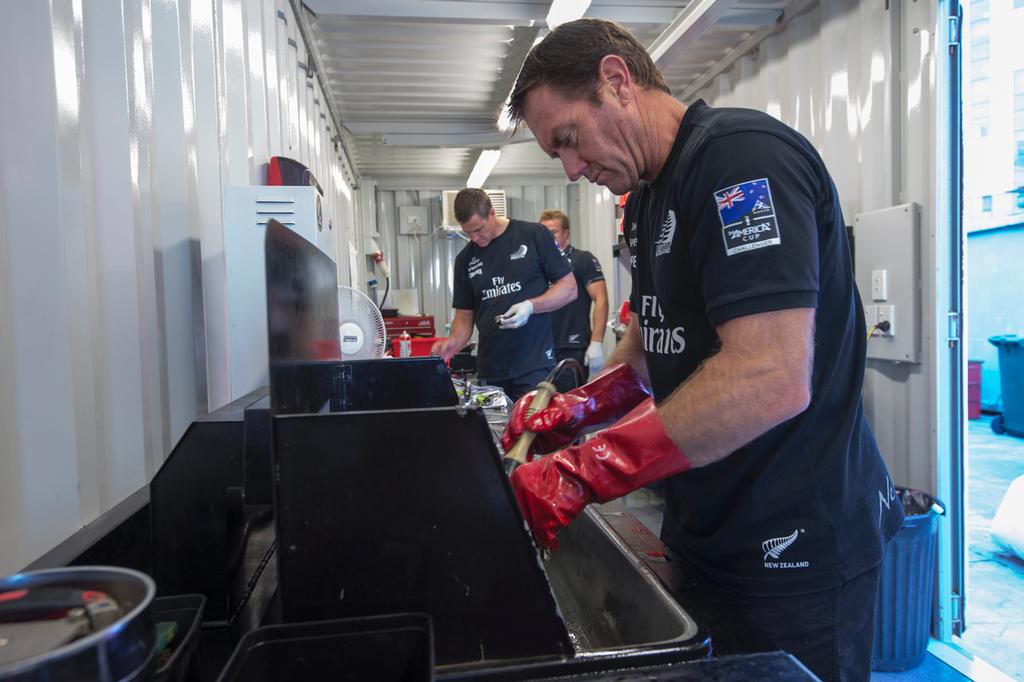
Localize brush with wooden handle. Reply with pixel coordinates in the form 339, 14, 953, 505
503, 380, 557, 471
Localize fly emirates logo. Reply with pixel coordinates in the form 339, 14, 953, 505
481, 275, 522, 301
639, 295, 685, 354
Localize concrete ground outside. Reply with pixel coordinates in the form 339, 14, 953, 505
962, 414, 1024, 679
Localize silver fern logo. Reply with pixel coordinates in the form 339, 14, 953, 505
761, 529, 810, 569
655, 210, 676, 256
762, 529, 800, 560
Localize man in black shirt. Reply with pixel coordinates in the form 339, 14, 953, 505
498, 19, 902, 682
431, 188, 577, 401
539, 209, 609, 391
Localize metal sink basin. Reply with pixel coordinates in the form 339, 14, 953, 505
544, 507, 700, 655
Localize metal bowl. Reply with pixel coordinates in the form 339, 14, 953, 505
0, 566, 156, 681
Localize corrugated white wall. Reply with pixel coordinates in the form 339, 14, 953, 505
690, 1, 943, 492
0, 0, 357, 574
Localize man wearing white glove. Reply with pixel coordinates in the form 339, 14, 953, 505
585, 340, 605, 374
497, 300, 534, 329
540, 209, 609, 390
432, 189, 577, 401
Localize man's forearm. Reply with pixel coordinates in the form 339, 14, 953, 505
530, 274, 577, 314
590, 295, 608, 343
447, 312, 474, 350
658, 309, 814, 469
606, 319, 650, 384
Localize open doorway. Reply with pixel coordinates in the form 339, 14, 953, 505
959, 0, 1024, 677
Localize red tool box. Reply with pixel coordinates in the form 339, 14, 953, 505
384, 315, 435, 338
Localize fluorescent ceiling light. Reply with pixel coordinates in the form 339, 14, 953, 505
546, 0, 591, 29
467, 149, 502, 188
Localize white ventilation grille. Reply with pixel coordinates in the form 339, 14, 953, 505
442, 189, 508, 228
487, 190, 507, 218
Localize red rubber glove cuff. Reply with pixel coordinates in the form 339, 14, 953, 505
509, 397, 691, 550
501, 363, 650, 458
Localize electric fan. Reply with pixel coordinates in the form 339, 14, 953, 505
337, 285, 387, 359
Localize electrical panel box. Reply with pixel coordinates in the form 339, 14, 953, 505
399, 205, 429, 235
220, 186, 339, 401
854, 203, 920, 363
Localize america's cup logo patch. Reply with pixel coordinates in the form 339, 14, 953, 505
715, 177, 781, 256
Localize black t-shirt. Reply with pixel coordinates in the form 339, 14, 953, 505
453, 219, 572, 382
551, 246, 605, 349
626, 100, 903, 596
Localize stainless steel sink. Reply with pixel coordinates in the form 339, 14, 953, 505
543, 507, 700, 655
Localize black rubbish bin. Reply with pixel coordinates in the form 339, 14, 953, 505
872, 488, 945, 672
988, 334, 1024, 436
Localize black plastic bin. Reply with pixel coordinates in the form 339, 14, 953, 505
988, 334, 1024, 436
216, 613, 433, 682
872, 488, 945, 671
153, 594, 206, 682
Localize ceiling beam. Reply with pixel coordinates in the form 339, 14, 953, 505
304, 0, 543, 25
488, 25, 543, 126
347, 122, 497, 134
305, 0, 678, 26
346, 120, 534, 147
378, 130, 534, 147
372, 174, 571, 190
648, 0, 740, 69
677, 0, 814, 101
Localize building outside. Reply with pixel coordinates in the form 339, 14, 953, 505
965, 0, 1024, 411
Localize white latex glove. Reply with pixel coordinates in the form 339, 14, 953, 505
498, 300, 534, 329
585, 340, 605, 374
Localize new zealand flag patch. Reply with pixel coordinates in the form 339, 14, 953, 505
714, 178, 781, 256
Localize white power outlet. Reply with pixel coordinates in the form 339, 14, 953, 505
876, 305, 895, 336
864, 304, 878, 328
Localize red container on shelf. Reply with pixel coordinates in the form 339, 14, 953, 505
968, 360, 983, 420
391, 336, 439, 358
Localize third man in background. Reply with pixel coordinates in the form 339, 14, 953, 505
539, 209, 609, 391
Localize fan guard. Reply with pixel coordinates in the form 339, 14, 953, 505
337, 285, 387, 359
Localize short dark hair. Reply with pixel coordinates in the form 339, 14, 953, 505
454, 188, 492, 224
539, 209, 569, 231
508, 18, 670, 129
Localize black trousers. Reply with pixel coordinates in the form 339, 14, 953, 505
719, 566, 881, 682
484, 366, 551, 403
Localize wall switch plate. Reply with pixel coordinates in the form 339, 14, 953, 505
871, 269, 888, 301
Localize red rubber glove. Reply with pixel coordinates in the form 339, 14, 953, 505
510, 398, 691, 550
501, 363, 650, 459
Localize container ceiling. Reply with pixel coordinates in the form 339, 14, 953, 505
302, 0, 809, 183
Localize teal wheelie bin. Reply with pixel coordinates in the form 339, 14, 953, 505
988, 334, 1024, 436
